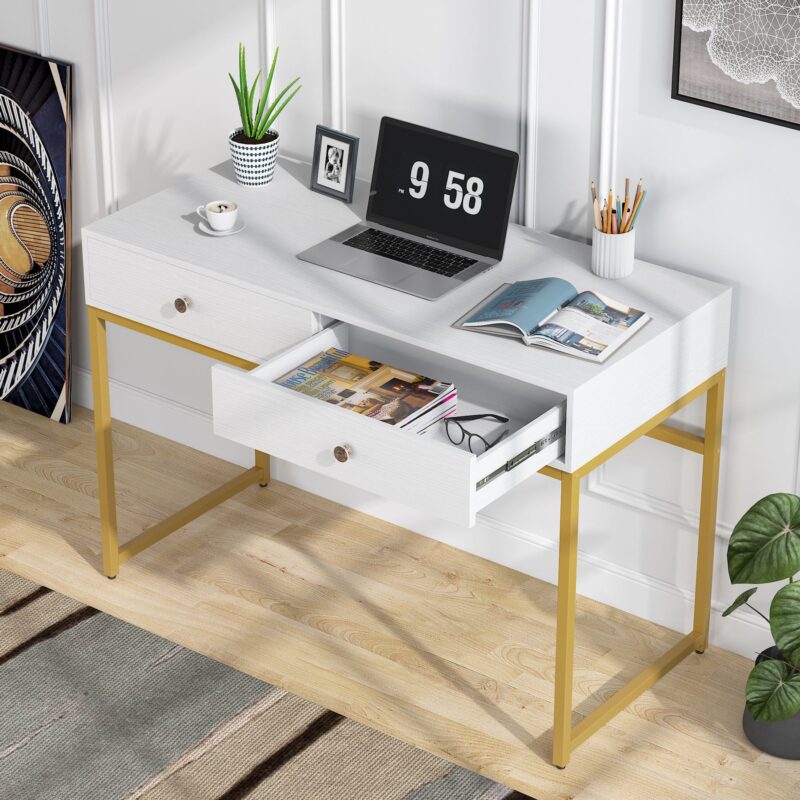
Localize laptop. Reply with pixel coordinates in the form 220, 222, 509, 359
297, 117, 519, 300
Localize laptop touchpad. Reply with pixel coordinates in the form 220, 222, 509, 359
342, 254, 415, 285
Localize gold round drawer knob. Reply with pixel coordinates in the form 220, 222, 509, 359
333, 444, 353, 463
174, 297, 191, 313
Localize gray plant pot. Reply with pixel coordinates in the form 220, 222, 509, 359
742, 646, 800, 760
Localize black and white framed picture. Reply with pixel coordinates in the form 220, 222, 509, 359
310, 125, 359, 203
673, 1, 800, 131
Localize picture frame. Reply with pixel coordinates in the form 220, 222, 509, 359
672, 0, 800, 132
310, 125, 359, 203
0, 43, 73, 423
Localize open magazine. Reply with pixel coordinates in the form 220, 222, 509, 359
274, 347, 456, 434
453, 278, 650, 363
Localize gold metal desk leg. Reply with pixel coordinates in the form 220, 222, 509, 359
693, 372, 725, 653
548, 370, 726, 767
553, 471, 580, 768
88, 307, 120, 579
86, 306, 271, 578
255, 450, 270, 487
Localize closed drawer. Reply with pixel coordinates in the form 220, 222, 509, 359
212, 322, 565, 527
83, 236, 319, 361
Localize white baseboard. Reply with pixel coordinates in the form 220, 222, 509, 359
71, 367, 770, 660
477, 515, 770, 659
73, 366, 253, 467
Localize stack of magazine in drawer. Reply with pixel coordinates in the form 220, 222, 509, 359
274, 347, 456, 435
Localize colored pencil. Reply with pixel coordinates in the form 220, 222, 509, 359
623, 189, 643, 233
621, 178, 631, 231
622, 179, 642, 233
632, 179, 643, 214
628, 189, 647, 230
589, 177, 647, 234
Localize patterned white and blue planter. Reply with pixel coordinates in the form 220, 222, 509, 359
229, 128, 279, 187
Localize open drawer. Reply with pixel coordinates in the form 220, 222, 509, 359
212, 322, 565, 527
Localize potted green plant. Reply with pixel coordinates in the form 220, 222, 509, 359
228, 43, 301, 187
722, 493, 800, 759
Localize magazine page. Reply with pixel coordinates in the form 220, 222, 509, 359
274, 347, 353, 399
528, 292, 648, 360
461, 278, 576, 336
274, 347, 453, 426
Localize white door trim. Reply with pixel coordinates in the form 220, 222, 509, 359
93, 0, 118, 215
519, 0, 541, 229
328, 0, 346, 130
598, 0, 623, 197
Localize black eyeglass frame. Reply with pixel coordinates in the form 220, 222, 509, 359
444, 413, 510, 455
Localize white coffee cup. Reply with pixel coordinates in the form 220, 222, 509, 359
197, 200, 238, 231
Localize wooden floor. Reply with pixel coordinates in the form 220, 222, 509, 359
1, 402, 797, 799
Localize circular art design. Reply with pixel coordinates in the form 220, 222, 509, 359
0, 50, 70, 422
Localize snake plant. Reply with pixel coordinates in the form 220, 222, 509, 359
229, 43, 301, 142
723, 493, 800, 721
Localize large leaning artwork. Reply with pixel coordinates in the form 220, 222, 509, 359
0, 45, 72, 422
673, 0, 800, 130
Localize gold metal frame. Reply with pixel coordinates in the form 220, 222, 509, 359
87, 304, 725, 769
87, 306, 269, 578
544, 369, 725, 767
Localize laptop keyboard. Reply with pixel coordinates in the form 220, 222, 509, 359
343, 228, 478, 277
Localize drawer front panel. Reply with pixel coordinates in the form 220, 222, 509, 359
212, 322, 566, 527
83, 236, 318, 361
212, 362, 475, 525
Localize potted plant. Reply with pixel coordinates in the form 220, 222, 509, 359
228, 43, 301, 187
723, 493, 800, 759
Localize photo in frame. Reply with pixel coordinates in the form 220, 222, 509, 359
673, 0, 800, 131
0, 44, 72, 422
310, 125, 359, 203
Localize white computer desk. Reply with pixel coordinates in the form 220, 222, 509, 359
82, 158, 731, 768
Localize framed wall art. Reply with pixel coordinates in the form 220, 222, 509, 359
310, 125, 359, 203
673, 1, 800, 131
0, 44, 72, 422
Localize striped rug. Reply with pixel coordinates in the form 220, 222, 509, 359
0, 569, 534, 800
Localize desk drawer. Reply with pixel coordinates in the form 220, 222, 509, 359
212, 322, 565, 527
83, 237, 319, 361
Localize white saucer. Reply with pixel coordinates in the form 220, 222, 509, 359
198, 219, 245, 237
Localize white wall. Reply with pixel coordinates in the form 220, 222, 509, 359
1, 0, 792, 660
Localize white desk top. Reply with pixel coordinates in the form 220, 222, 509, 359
83, 159, 730, 400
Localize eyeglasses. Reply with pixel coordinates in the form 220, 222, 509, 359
444, 413, 510, 455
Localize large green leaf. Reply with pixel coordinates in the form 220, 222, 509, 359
228, 74, 247, 132
252, 48, 280, 136
722, 587, 758, 617
252, 82, 271, 136
238, 43, 251, 136
246, 70, 261, 131
771, 583, 800, 668
256, 77, 301, 139
746, 658, 800, 721
263, 47, 279, 104
728, 494, 800, 584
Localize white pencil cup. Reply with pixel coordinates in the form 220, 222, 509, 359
591, 228, 635, 279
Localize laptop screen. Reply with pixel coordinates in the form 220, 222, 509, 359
366, 118, 519, 261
